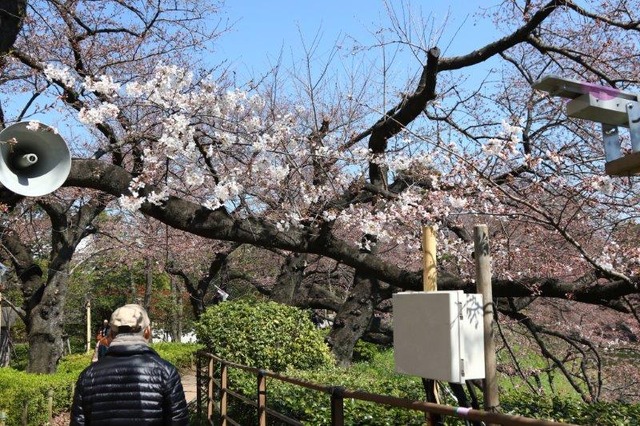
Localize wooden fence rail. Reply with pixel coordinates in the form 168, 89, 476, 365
194, 350, 575, 426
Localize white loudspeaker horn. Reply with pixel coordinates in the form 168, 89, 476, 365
0, 121, 71, 196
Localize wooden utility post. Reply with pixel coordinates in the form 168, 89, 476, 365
421, 225, 441, 426
86, 300, 92, 353
422, 225, 437, 291
473, 225, 499, 417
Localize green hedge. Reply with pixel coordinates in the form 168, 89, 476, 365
501, 392, 640, 425
0, 368, 75, 426
195, 299, 333, 372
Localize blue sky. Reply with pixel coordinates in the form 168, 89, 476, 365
215, 1, 500, 82
11, 1, 503, 148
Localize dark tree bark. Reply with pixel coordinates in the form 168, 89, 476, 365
27, 198, 108, 373
292, 277, 343, 312
66, 158, 640, 310
169, 275, 182, 342
0, 327, 9, 366
0, 196, 108, 373
0, 0, 26, 56
271, 252, 307, 304
143, 257, 153, 309
166, 245, 239, 319
327, 235, 383, 366
327, 265, 383, 366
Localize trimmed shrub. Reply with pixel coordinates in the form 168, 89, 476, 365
194, 298, 333, 372
0, 368, 75, 426
352, 339, 382, 363
501, 391, 640, 425
8, 343, 28, 370
151, 342, 202, 368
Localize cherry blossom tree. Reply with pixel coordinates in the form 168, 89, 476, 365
0, 0, 227, 372
0, 192, 109, 372
1, 0, 639, 401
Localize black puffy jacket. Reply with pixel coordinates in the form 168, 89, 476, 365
71, 343, 189, 425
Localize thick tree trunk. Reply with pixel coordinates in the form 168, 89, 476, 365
22, 197, 108, 373
326, 268, 381, 367
0, 327, 9, 367
169, 276, 182, 342
0, 0, 26, 55
271, 252, 307, 304
26, 271, 67, 373
144, 257, 153, 309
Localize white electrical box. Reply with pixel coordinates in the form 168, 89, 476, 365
393, 290, 485, 383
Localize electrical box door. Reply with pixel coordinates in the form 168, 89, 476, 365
393, 290, 485, 383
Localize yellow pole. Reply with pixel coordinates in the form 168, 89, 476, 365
86, 301, 91, 353
422, 226, 437, 291
421, 225, 440, 426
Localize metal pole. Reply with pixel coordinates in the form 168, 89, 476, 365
474, 225, 499, 418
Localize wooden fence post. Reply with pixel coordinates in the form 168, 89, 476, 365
47, 389, 53, 424
220, 362, 228, 426
257, 370, 267, 426
474, 225, 499, 419
330, 386, 345, 426
21, 400, 27, 426
207, 357, 215, 420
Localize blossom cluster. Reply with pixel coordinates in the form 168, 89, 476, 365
60, 62, 640, 282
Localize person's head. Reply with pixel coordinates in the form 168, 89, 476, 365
109, 304, 151, 341
103, 319, 108, 326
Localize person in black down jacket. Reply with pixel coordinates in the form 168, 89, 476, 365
71, 303, 189, 425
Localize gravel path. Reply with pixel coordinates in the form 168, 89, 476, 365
181, 369, 198, 403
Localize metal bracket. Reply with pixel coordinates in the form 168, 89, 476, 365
602, 124, 621, 162
601, 100, 640, 162
626, 102, 640, 152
